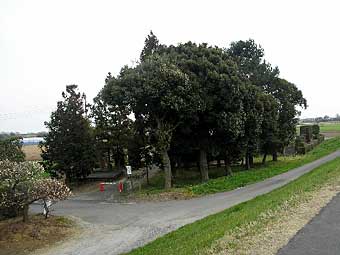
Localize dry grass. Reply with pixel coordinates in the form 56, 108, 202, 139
321, 131, 340, 138
205, 181, 340, 255
22, 145, 42, 161
0, 215, 77, 255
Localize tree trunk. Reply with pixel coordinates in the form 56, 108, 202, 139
96, 150, 106, 169
162, 149, 172, 189
249, 154, 254, 166
262, 153, 267, 164
177, 157, 183, 169
272, 151, 278, 161
245, 154, 251, 170
116, 157, 121, 171
224, 155, 232, 176
199, 149, 209, 182
107, 148, 111, 170
146, 166, 149, 186
170, 156, 177, 177
65, 172, 70, 186
23, 204, 29, 223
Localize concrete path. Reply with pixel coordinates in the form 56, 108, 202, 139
277, 192, 340, 255
34, 151, 340, 255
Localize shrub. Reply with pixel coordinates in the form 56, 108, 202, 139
0, 160, 71, 222
312, 124, 320, 139
0, 137, 25, 162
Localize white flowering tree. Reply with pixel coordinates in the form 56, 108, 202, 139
0, 160, 71, 222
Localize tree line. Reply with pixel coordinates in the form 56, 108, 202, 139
41, 32, 307, 189
301, 114, 340, 123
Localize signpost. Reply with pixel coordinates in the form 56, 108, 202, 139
126, 165, 132, 175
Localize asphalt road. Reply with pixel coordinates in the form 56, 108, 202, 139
33, 150, 340, 255
277, 192, 340, 255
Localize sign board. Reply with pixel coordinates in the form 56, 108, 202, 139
126, 165, 132, 175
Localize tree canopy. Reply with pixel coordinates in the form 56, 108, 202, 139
96, 33, 306, 188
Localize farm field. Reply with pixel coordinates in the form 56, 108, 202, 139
319, 122, 340, 138
319, 122, 340, 132
297, 122, 340, 138
22, 145, 42, 161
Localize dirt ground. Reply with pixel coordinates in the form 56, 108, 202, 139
0, 215, 77, 255
321, 131, 340, 139
22, 145, 42, 161
70, 181, 101, 195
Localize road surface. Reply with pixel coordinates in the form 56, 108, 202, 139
34, 150, 340, 255
277, 192, 340, 255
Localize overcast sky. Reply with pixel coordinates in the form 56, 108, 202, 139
1, 0, 339, 133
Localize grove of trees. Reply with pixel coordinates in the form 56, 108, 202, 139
41, 32, 307, 189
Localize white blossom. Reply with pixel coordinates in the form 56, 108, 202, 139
0, 160, 71, 211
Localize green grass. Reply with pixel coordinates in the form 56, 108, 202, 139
319, 122, 340, 132
126, 156, 340, 255
140, 137, 340, 196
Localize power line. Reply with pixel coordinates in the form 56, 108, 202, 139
0, 107, 53, 121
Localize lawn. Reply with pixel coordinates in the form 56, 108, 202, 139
126, 155, 340, 255
135, 137, 340, 198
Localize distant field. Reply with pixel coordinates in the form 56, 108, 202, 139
298, 122, 340, 138
319, 122, 340, 132
22, 145, 42, 161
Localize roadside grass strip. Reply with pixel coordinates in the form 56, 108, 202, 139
139, 137, 340, 198
190, 137, 340, 195
126, 157, 340, 255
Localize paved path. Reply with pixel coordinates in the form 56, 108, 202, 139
34, 151, 340, 255
277, 192, 340, 255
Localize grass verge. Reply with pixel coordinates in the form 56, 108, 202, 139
133, 137, 340, 199
0, 215, 76, 255
126, 156, 340, 255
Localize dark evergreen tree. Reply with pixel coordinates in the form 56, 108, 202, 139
41, 85, 95, 182
91, 81, 133, 171
228, 39, 306, 161
140, 31, 160, 62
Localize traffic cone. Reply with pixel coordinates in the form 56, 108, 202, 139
100, 183, 105, 192
118, 182, 123, 193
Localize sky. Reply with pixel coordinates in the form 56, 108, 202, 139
1, 0, 339, 133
